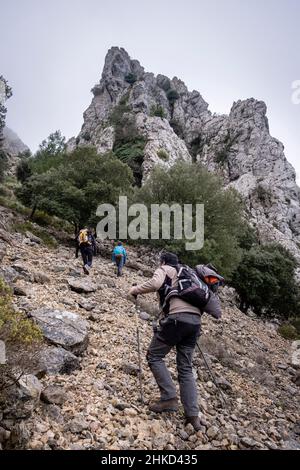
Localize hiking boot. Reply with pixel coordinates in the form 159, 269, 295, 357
149, 398, 179, 413
185, 416, 202, 432
83, 265, 89, 275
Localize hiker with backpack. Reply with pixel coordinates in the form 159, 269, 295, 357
129, 252, 223, 432
112, 241, 127, 277
75, 227, 97, 275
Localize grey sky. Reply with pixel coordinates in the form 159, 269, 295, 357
1, 0, 299, 178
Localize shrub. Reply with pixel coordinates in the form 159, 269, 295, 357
0, 150, 7, 182
167, 89, 179, 103
278, 324, 300, 340
16, 148, 133, 231
125, 73, 137, 85
132, 161, 246, 278
12, 221, 58, 248
157, 149, 169, 161
232, 244, 300, 318
114, 137, 146, 186
0, 279, 42, 399
150, 105, 166, 119
16, 158, 32, 183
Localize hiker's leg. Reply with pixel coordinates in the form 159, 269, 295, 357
118, 256, 124, 276
87, 247, 93, 267
146, 334, 176, 401
80, 247, 87, 266
176, 324, 200, 417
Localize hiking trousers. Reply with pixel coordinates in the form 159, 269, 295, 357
146, 316, 201, 417
80, 245, 93, 267
115, 254, 124, 276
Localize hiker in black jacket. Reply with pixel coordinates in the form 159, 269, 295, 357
75, 228, 97, 275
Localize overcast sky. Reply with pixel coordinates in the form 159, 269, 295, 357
1, 0, 299, 178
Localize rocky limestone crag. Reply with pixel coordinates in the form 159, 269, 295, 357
70, 47, 300, 263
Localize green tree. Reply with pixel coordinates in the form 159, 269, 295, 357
16, 152, 32, 183
30, 130, 66, 174
232, 244, 300, 317
17, 147, 133, 231
0, 150, 7, 183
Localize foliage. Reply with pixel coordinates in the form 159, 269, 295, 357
16, 156, 32, 183
132, 161, 246, 278
16, 147, 133, 230
232, 244, 300, 317
0, 278, 42, 345
114, 137, 146, 186
125, 73, 137, 84
0, 75, 12, 136
30, 131, 66, 174
157, 149, 169, 161
166, 89, 180, 103
278, 323, 300, 340
150, 105, 166, 119
0, 150, 7, 182
13, 221, 58, 248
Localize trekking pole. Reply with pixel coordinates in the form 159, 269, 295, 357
132, 287, 144, 405
196, 341, 227, 407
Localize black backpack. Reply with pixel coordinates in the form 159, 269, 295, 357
158, 265, 210, 314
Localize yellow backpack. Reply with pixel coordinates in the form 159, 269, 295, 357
78, 229, 89, 245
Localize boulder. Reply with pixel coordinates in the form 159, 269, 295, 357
290, 341, 300, 369
30, 307, 89, 354
68, 278, 97, 294
36, 346, 81, 375
41, 386, 66, 405
25, 231, 42, 244
18, 375, 42, 401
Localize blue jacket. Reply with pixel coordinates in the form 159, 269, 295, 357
112, 245, 127, 263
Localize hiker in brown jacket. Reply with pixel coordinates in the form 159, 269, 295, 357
129, 252, 212, 431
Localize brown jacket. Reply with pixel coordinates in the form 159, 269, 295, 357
131, 265, 201, 316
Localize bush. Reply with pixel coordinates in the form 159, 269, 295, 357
16, 147, 133, 231
0, 150, 8, 182
150, 105, 166, 119
278, 324, 300, 340
157, 149, 169, 161
125, 73, 137, 85
114, 137, 146, 186
132, 161, 246, 278
13, 221, 58, 248
16, 158, 32, 183
0, 279, 42, 399
167, 89, 180, 103
232, 244, 300, 317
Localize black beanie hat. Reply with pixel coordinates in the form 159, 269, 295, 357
160, 252, 179, 267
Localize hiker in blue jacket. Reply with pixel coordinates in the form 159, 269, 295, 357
112, 241, 127, 277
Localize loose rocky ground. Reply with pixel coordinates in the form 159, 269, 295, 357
0, 215, 299, 450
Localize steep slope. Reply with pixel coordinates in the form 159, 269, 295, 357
69, 47, 300, 262
0, 213, 299, 450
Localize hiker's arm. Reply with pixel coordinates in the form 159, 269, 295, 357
130, 268, 165, 295
112, 251, 115, 262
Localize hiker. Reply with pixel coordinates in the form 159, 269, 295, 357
112, 241, 127, 277
75, 227, 97, 275
129, 252, 222, 432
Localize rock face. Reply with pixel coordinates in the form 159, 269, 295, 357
70, 46, 300, 261
30, 307, 89, 354
1, 126, 30, 175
